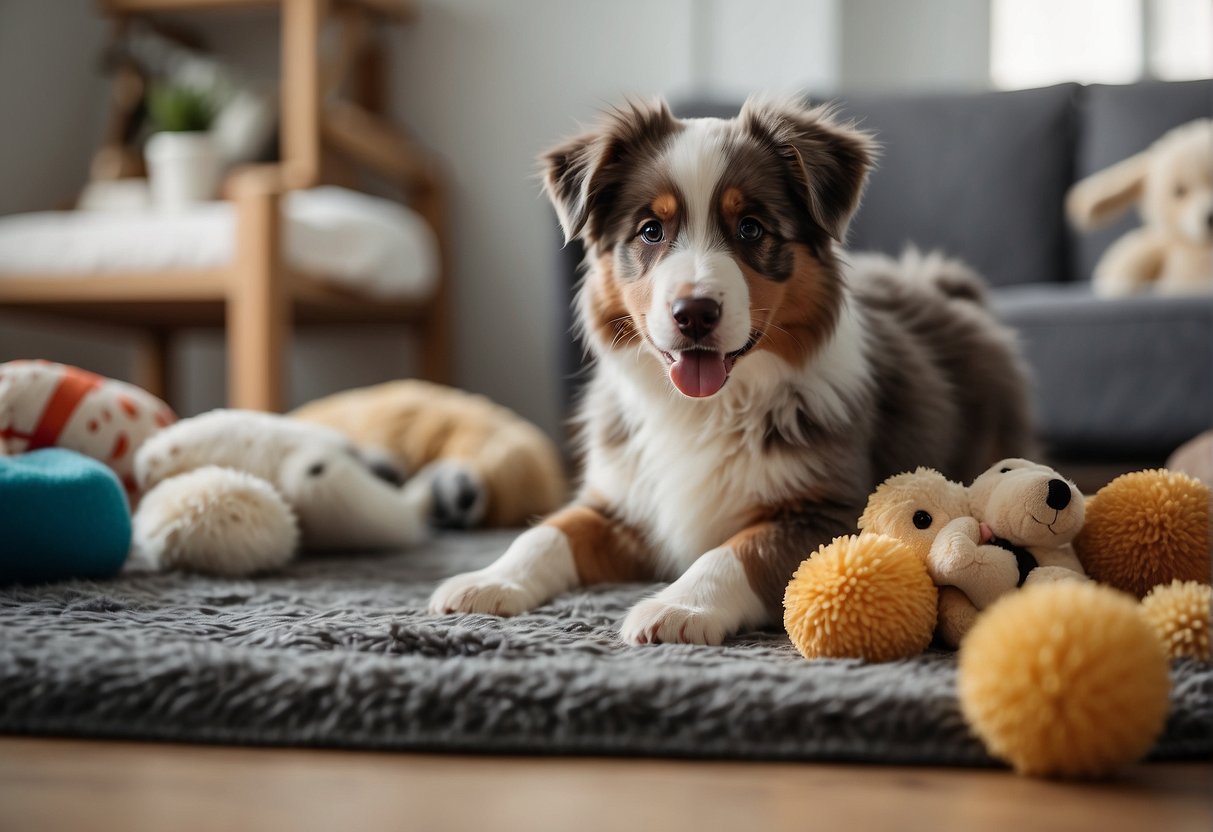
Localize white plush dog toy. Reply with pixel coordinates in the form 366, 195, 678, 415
932, 458, 1088, 647
132, 409, 485, 576
1067, 118, 1213, 297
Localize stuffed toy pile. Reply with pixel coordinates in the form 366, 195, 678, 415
1067, 118, 1213, 297
0, 361, 564, 581
0, 361, 171, 582
784, 457, 1212, 779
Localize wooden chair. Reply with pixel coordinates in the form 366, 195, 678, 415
0, 0, 450, 413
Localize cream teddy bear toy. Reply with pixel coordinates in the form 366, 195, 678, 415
131, 409, 485, 576
1067, 118, 1213, 297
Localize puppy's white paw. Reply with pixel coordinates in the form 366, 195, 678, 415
423, 461, 488, 529
428, 570, 535, 616
620, 598, 731, 646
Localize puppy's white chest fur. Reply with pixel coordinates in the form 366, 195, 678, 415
583, 351, 843, 577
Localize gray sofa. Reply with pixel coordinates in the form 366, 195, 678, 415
558, 80, 1213, 464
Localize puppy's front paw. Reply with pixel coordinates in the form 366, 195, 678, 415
426, 461, 488, 529
620, 598, 730, 646
428, 570, 534, 616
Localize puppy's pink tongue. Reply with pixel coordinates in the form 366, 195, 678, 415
669, 350, 727, 398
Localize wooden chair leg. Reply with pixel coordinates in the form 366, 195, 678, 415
412, 180, 452, 385
132, 330, 171, 405
418, 306, 450, 384
228, 176, 288, 412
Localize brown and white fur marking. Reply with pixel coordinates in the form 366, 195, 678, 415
430, 95, 1034, 644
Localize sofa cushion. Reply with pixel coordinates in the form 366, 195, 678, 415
1071, 79, 1213, 283
830, 84, 1080, 288
992, 284, 1213, 457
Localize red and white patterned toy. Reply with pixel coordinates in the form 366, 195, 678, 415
0, 360, 176, 494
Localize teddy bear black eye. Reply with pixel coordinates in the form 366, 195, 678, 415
912, 510, 932, 529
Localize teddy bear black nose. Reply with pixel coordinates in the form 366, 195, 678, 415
1045, 479, 1072, 510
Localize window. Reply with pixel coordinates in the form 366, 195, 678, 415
1151, 0, 1213, 80
991, 0, 1211, 89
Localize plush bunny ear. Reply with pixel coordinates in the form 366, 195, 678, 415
1066, 151, 1150, 230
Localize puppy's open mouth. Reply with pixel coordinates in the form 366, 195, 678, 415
660, 332, 761, 398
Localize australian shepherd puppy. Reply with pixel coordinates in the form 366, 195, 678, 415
430, 95, 1033, 644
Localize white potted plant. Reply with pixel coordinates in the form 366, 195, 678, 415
144, 82, 220, 210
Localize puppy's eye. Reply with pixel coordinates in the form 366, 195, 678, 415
737, 217, 764, 242
912, 510, 932, 530
1000, 467, 1012, 473
639, 220, 664, 245
1175, 184, 1187, 198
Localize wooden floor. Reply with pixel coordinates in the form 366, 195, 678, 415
0, 738, 1208, 832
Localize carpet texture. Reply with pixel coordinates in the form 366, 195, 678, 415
1, 530, 1209, 764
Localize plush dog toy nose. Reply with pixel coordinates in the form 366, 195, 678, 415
1046, 478, 1072, 510
672, 297, 721, 341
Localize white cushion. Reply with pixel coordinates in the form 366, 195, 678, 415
0, 186, 438, 301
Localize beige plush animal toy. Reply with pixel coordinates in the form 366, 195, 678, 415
856, 467, 998, 646
292, 380, 567, 528
1067, 118, 1213, 297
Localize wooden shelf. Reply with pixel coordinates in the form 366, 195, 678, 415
0, 271, 230, 303
0, 271, 431, 327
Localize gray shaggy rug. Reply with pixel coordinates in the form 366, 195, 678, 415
1, 530, 1209, 764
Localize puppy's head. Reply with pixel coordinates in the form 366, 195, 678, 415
542, 95, 876, 398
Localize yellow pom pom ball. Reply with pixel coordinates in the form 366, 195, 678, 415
783, 534, 937, 662
1075, 469, 1211, 599
959, 582, 1170, 778
1141, 580, 1212, 662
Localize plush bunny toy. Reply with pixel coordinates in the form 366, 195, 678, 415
1067, 118, 1213, 297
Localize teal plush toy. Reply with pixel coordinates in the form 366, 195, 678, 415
0, 448, 131, 583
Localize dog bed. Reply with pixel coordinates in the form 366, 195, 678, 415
0, 186, 438, 301
1, 531, 1209, 763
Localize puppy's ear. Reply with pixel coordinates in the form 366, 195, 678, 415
741, 95, 877, 243
1066, 151, 1149, 230
540, 98, 678, 246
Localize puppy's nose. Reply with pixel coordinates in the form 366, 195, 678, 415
672, 297, 721, 341
1045, 479, 1072, 510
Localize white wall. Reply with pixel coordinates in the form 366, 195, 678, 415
839, 0, 991, 92
0, 2, 135, 380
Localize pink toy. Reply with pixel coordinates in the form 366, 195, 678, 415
0, 360, 175, 494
